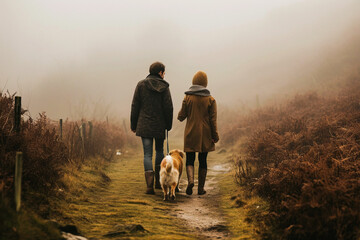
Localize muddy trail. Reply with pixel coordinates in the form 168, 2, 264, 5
54, 147, 255, 240
173, 163, 232, 239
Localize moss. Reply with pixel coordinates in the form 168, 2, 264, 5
218, 169, 265, 240
49, 153, 196, 239
0, 200, 62, 240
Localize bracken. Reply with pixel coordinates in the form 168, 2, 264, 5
226, 77, 360, 240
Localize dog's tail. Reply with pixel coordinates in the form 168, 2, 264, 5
165, 156, 172, 174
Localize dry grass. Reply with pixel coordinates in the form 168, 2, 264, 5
0, 91, 134, 198
0, 91, 135, 238
219, 169, 266, 240
49, 152, 196, 240
224, 77, 360, 239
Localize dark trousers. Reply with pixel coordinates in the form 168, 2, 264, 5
186, 152, 208, 169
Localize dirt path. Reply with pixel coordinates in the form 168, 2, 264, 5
56, 148, 234, 239
172, 162, 232, 239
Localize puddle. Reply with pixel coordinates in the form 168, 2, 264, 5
211, 164, 231, 172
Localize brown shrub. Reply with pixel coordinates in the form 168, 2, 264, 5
60, 119, 130, 163
0, 92, 130, 203
228, 80, 360, 239
21, 114, 68, 191
0, 93, 68, 197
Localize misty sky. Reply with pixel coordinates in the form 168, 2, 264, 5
1, 0, 359, 120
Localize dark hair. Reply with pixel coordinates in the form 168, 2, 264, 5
149, 62, 165, 75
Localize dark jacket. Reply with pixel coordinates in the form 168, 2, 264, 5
131, 74, 173, 139
178, 85, 219, 152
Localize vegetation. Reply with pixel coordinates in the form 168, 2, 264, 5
224, 77, 360, 239
2, 74, 359, 239
48, 151, 195, 240
0, 91, 135, 239
0, 201, 62, 240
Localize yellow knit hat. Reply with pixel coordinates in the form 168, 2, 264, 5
192, 71, 208, 87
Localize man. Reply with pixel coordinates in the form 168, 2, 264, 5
130, 62, 173, 194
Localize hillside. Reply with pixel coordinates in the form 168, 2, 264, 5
222, 75, 360, 239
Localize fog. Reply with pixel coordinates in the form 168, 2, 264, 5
1, 0, 360, 120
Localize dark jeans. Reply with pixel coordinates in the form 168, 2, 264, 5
141, 137, 164, 171
186, 152, 208, 169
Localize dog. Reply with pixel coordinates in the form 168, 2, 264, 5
159, 149, 184, 201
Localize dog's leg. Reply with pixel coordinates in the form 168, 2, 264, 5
170, 183, 177, 200
176, 174, 182, 192
162, 185, 168, 201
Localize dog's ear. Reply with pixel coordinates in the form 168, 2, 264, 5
169, 149, 185, 158
178, 150, 185, 158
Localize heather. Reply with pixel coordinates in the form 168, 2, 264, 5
225, 78, 360, 239
0, 91, 132, 203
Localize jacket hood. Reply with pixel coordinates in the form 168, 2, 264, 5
144, 74, 169, 93
192, 71, 208, 87
185, 85, 211, 96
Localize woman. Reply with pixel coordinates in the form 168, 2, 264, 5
178, 71, 219, 195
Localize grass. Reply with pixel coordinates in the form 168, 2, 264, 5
0, 200, 62, 240
1, 132, 269, 239
217, 157, 267, 240
49, 147, 197, 239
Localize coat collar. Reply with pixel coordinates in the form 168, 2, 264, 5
185, 85, 211, 96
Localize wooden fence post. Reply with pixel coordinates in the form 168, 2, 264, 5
80, 122, 86, 156
88, 121, 93, 155
88, 121, 93, 141
15, 152, 23, 212
59, 119, 63, 140
14, 96, 21, 134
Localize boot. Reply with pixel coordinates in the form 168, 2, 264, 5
145, 171, 155, 194
186, 165, 194, 195
198, 168, 207, 195
155, 165, 161, 189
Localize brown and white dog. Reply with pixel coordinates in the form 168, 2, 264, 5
159, 149, 184, 201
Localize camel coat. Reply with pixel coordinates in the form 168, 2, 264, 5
178, 86, 219, 152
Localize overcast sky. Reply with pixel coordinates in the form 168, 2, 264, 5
1, 0, 359, 120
